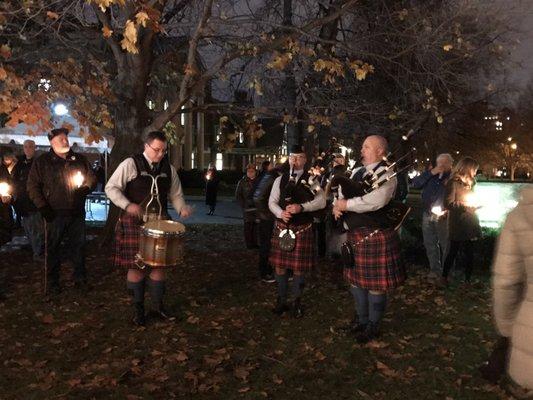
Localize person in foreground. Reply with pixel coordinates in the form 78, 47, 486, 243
27, 128, 96, 295
492, 185, 533, 398
105, 131, 192, 326
333, 135, 405, 344
268, 145, 326, 318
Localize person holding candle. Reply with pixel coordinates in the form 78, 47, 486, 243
410, 153, 453, 281
205, 165, 219, 215
440, 156, 482, 286
0, 161, 14, 300
12, 140, 44, 261
27, 128, 97, 295
105, 131, 193, 326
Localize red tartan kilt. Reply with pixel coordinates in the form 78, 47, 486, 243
269, 221, 316, 273
343, 227, 405, 291
113, 213, 142, 269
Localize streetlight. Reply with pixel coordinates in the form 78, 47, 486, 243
511, 143, 517, 150
507, 137, 512, 142
53, 103, 69, 116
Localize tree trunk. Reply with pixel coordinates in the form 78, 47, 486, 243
99, 93, 145, 246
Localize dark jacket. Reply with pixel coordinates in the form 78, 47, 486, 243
444, 177, 482, 241
235, 175, 257, 220
253, 170, 279, 221
27, 149, 97, 216
12, 155, 38, 215
0, 164, 14, 246
411, 170, 451, 213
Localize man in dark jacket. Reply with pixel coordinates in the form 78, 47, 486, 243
235, 164, 258, 249
253, 161, 285, 283
12, 140, 43, 261
410, 153, 453, 280
0, 162, 14, 301
27, 128, 97, 294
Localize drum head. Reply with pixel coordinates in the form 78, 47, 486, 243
143, 219, 186, 236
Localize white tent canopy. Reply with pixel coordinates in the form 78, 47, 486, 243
0, 115, 112, 153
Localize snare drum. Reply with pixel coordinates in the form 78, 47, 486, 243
137, 220, 186, 268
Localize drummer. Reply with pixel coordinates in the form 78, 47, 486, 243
105, 131, 193, 326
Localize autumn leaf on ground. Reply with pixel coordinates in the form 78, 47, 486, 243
234, 366, 250, 381
376, 361, 399, 378
42, 314, 54, 324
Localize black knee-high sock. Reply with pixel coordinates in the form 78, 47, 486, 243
368, 293, 387, 326
150, 280, 166, 307
292, 275, 305, 298
349, 286, 369, 325
275, 273, 288, 303
127, 279, 145, 304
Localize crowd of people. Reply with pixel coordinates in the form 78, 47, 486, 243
0, 128, 531, 396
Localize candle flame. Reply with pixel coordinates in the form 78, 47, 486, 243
431, 205, 445, 217
0, 182, 10, 196
72, 171, 84, 188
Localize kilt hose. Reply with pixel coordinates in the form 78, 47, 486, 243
269, 221, 315, 274
113, 213, 142, 269
343, 227, 405, 291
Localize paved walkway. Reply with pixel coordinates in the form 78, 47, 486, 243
1, 196, 244, 253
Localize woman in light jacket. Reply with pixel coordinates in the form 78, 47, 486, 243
441, 157, 482, 285
493, 185, 533, 394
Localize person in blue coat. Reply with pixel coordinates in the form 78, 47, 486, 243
411, 153, 453, 280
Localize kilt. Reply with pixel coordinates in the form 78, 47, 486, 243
269, 221, 315, 273
343, 227, 405, 291
113, 213, 142, 269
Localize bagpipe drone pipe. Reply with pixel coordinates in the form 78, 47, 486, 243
327, 151, 413, 231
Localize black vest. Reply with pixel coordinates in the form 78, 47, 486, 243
124, 154, 171, 209
343, 162, 393, 230
278, 170, 314, 225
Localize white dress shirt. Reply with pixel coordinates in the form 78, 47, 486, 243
105, 152, 186, 214
268, 169, 326, 219
339, 162, 397, 213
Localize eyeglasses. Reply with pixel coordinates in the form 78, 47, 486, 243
146, 142, 167, 154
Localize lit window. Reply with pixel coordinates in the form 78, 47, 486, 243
164, 100, 169, 110
239, 131, 244, 143
216, 153, 223, 170
192, 153, 195, 168
181, 105, 185, 126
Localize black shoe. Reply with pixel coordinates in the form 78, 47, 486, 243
356, 322, 380, 344
150, 302, 176, 321
132, 302, 146, 326
292, 298, 304, 319
272, 297, 289, 315
261, 274, 276, 283
340, 318, 368, 334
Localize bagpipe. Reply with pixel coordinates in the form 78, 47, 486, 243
328, 151, 413, 231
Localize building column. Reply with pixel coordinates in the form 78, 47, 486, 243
196, 97, 205, 170
183, 103, 193, 170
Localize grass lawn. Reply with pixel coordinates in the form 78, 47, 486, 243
0, 224, 507, 399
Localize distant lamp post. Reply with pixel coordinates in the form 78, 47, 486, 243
507, 136, 512, 142
510, 143, 517, 150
